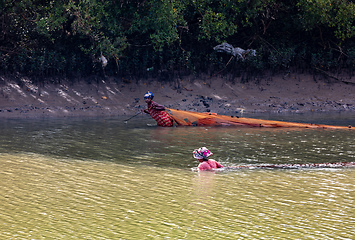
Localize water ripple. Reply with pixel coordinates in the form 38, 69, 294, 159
1, 117, 355, 239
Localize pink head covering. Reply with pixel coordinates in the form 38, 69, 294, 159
193, 147, 213, 160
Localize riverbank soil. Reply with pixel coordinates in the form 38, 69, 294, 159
0, 73, 354, 118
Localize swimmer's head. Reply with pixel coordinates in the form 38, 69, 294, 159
193, 147, 213, 161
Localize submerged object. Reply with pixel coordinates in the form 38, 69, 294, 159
166, 108, 354, 130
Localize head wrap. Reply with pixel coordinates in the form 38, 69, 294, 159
144, 91, 154, 99
193, 147, 213, 160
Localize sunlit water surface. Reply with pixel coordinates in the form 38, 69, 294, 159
1, 113, 354, 239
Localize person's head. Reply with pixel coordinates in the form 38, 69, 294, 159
144, 91, 154, 103
193, 147, 213, 162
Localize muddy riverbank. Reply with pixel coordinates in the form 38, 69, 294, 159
0, 72, 354, 118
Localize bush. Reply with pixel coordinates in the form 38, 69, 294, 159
0, 0, 354, 80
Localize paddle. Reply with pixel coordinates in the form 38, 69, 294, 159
124, 111, 142, 123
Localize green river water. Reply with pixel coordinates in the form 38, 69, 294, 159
0, 113, 354, 239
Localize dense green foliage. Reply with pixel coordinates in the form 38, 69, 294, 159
1, 0, 354, 80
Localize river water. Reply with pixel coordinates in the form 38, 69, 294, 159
1, 113, 354, 239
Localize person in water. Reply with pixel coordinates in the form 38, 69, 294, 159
143, 91, 174, 127
193, 147, 223, 171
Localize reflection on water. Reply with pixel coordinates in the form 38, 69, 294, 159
0, 114, 355, 239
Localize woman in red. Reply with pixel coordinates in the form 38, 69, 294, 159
193, 147, 224, 171
143, 91, 174, 127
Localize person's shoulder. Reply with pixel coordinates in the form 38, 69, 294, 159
208, 159, 223, 168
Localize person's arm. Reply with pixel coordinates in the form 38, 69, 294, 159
151, 102, 166, 111
211, 159, 223, 168
216, 161, 223, 168
142, 102, 164, 113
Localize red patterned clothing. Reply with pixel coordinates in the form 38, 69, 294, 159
198, 159, 223, 171
147, 101, 173, 127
